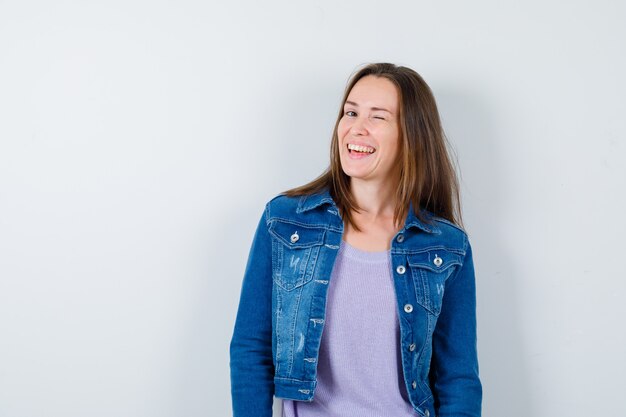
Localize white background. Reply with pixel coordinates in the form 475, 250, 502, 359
1, 1, 625, 416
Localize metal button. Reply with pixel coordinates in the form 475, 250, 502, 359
396, 265, 406, 275
404, 304, 413, 313
290, 232, 299, 243
425, 409, 430, 417
409, 343, 416, 352
396, 234, 405, 243
433, 255, 443, 267
411, 380, 417, 389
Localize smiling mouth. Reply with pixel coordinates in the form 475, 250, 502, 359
347, 143, 376, 154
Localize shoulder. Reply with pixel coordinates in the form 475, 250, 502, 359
262, 190, 340, 232
423, 211, 470, 252
264, 193, 304, 220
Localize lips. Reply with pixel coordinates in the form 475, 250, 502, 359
347, 143, 376, 154
346, 143, 376, 160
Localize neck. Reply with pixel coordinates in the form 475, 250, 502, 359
349, 177, 398, 220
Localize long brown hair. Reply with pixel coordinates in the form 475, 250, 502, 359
283, 62, 463, 232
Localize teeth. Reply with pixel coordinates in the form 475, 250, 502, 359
347, 143, 375, 153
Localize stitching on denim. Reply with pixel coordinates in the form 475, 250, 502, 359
401, 245, 466, 256
270, 218, 333, 230
268, 225, 326, 249
456, 231, 468, 252
265, 202, 271, 224
298, 194, 336, 212
269, 216, 343, 232
396, 259, 412, 328
275, 288, 282, 374
407, 259, 461, 273
273, 241, 319, 292
415, 326, 433, 398
416, 393, 434, 409
414, 349, 426, 391
324, 244, 339, 249
274, 376, 316, 383
395, 296, 414, 406
306, 244, 321, 288
446, 234, 470, 286
287, 285, 304, 375
410, 268, 440, 316
296, 195, 307, 213
314, 279, 329, 284
421, 268, 434, 313
431, 215, 467, 234
303, 357, 316, 363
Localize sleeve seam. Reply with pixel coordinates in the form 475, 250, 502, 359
447, 232, 469, 285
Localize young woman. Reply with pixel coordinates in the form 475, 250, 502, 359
230, 63, 482, 417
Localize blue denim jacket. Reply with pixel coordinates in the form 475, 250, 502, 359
230, 188, 482, 417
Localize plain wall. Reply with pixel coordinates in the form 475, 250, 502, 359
1, 1, 625, 416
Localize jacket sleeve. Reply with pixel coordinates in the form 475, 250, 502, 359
430, 235, 482, 417
229, 204, 275, 417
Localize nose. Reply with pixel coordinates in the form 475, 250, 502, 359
351, 117, 367, 136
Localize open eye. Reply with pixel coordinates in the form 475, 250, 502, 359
344, 110, 357, 117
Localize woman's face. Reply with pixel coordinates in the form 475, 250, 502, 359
337, 75, 401, 184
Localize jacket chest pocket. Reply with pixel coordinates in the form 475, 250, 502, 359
268, 220, 326, 291
407, 249, 463, 315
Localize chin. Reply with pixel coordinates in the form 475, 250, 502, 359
340, 166, 371, 179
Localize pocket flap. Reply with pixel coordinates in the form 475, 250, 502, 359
269, 221, 326, 248
407, 249, 463, 273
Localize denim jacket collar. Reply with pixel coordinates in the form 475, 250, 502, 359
296, 188, 440, 234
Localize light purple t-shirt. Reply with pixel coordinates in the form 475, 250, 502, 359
282, 239, 417, 417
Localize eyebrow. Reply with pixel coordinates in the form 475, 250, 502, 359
344, 100, 392, 114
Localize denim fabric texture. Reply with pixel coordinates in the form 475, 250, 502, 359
229, 188, 482, 417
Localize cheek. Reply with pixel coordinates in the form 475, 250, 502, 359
382, 131, 401, 159
337, 118, 350, 138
